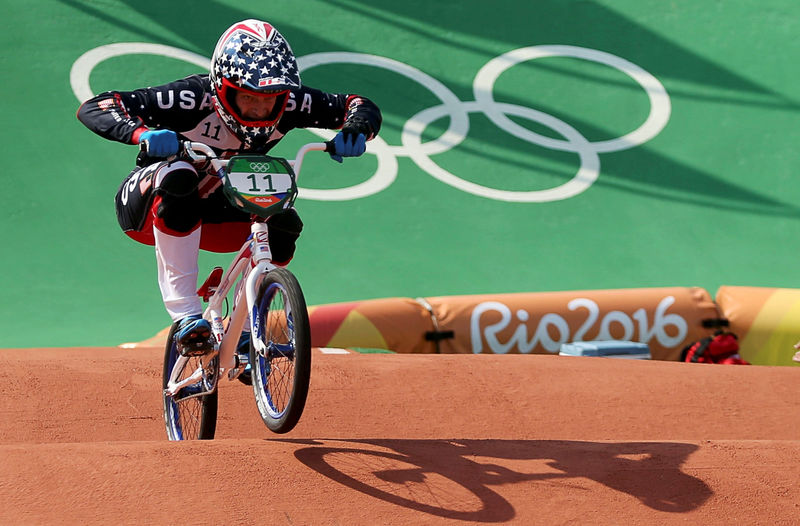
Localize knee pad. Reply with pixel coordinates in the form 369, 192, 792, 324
267, 209, 303, 264
154, 164, 201, 233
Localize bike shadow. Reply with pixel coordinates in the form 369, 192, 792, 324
272, 438, 711, 522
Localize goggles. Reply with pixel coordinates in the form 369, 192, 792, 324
217, 78, 289, 128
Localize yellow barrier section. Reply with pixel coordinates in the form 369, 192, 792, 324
308, 298, 436, 354
716, 286, 800, 366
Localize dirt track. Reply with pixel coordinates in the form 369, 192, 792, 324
1, 347, 798, 525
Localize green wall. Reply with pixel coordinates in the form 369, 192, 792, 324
2, 0, 798, 347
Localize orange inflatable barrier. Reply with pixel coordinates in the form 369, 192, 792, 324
308, 298, 436, 354
715, 286, 800, 366
424, 287, 719, 360
308, 287, 721, 360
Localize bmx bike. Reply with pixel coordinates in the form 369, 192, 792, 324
160, 140, 331, 440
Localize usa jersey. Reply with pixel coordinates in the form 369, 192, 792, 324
77, 74, 381, 155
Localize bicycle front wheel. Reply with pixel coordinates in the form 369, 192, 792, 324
162, 322, 218, 440
251, 268, 311, 434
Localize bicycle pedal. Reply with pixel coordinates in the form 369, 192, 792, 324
178, 338, 215, 357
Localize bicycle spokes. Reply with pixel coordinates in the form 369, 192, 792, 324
162, 335, 219, 440
251, 269, 311, 433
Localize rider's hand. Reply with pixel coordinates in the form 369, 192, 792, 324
329, 131, 366, 163
139, 129, 179, 157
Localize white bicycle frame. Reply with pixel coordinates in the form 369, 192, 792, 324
164, 141, 327, 397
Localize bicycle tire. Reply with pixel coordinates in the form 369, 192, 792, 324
162, 322, 218, 440
250, 268, 311, 433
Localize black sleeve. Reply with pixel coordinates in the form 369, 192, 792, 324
278, 86, 382, 139
76, 74, 213, 144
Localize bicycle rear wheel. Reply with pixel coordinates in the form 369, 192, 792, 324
162, 322, 218, 440
251, 268, 311, 433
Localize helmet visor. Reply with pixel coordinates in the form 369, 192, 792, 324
218, 78, 289, 128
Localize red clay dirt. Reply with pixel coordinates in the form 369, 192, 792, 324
1, 347, 798, 525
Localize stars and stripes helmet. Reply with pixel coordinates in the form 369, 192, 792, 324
209, 20, 301, 146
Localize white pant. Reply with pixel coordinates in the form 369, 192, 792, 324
154, 226, 202, 322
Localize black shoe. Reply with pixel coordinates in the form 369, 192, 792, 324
176, 315, 213, 356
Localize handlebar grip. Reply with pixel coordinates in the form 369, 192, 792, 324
138, 139, 186, 157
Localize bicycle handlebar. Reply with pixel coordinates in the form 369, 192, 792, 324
139, 139, 336, 180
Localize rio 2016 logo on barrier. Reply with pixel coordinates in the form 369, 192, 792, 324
470, 296, 688, 354
71, 43, 671, 203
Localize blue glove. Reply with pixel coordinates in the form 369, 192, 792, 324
330, 131, 366, 163
139, 129, 179, 157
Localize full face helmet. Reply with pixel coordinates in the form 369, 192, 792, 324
210, 20, 301, 146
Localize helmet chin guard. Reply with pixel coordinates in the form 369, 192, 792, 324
210, 20, 301, 146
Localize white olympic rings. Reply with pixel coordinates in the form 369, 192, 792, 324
71, 43, 671, 203
248, 162, 271, 172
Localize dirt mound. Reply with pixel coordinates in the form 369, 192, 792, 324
1, 347, 798, 524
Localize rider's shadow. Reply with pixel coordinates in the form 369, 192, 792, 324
280, 438, 711, 523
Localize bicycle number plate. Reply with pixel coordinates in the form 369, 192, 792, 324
223, 156, 298, 217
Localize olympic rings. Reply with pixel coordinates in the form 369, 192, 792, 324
248, 162, 271, 172
70, 43, 210, 102
71, 43, 671, 203
473, 46, 671, 154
